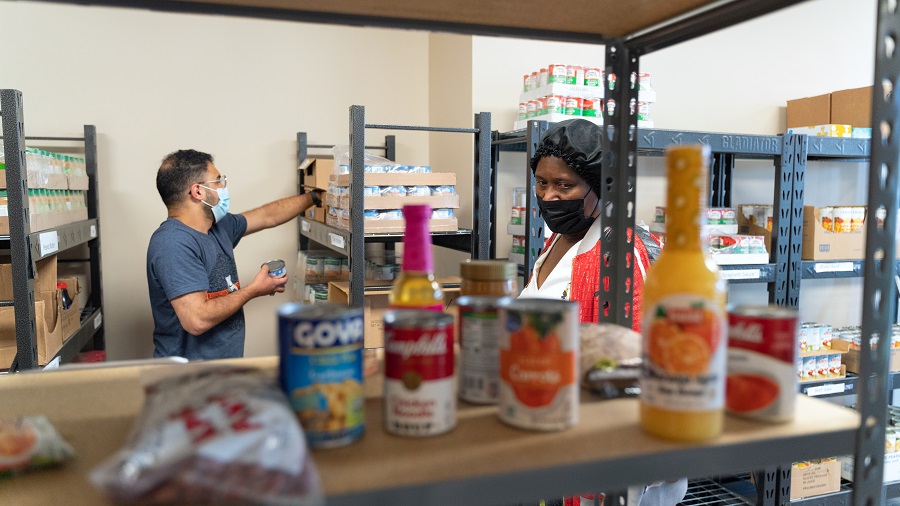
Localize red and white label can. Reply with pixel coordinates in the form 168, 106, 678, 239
727, 305, 799, 422
383, 310, 456, 437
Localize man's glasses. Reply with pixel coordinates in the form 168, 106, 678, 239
199, 175, 227, 188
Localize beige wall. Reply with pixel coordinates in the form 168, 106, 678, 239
1, 1, 431, 360
1, 0, 880, 360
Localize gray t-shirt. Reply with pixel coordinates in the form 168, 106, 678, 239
146, 214, 248, 360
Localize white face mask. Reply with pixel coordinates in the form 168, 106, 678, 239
200, 186, 230, 222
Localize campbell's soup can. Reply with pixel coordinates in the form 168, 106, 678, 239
566, 65, 584, 85
536, 96, 548, 116
539, 67, 548, 87
383, 310, 456, 437
548, 64, 568, 84
278, 303, 365, 448
546, 95, 566, 114
517, 103, 527, 121
726, 305, 799, 422
526, 100, 538, 118
458, 296, 512, 404
523, 73, 533, 92
582, 98, 602, 118
564, 96, 584, 116
499, 299, 579, 431
584, 67, 602, 87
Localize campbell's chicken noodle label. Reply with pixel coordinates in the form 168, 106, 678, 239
546, 95, 566, 114
584, 67, 602, 86
582, 98, 601, 118
641, 296, 727, 412
383, 310, 456, 437
564, 96, 584, 116
726, 305, 798, 422
548, 63, 568, 84
498, 299, 579, 431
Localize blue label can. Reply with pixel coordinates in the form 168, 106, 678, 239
278, 303, 365, 448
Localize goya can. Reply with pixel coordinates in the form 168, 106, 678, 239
498, 299, 579, 431
726, 305, 799, 422
383, 310, 456, 437
457, 296, 512, 404
278, 303, 365, 448
263, 259, 286, 277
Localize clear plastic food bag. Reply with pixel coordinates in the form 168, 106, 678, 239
90, 367, 323, 505
0, 416, 75, 477
580, 323, 642, 399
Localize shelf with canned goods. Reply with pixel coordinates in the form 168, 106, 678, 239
299, 217, 476, 257
0, 89, 106, 372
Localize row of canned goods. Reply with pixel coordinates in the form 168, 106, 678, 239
518, 96, 604, 119
799, 322, 834, 352
835, 324, 900, 349
305, 255, 349, 280
818, 206, 869, 233
277, 298, 582, 449
523, 65, 606, 91
334, 164, 432, 174
797, 354, 843, 381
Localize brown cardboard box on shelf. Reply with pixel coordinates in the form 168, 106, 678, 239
790, 458, 841, 500
801, 206, 865, 261
326, 193, 460, 210
329, 172, 457, 187
327, 276, 461, 348
299, 157, 333, 191
67, 174, 90, 190
58, 276, 81, 340
304, 205, 326, 223
831, 86, 873, 128
834, 338, 900, 374
786, 93, 831, 129
326, 213, 458, 234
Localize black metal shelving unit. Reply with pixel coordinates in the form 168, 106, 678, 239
297, 105, 493, 307
20, 1, 899, 505
0, 89, 105, 371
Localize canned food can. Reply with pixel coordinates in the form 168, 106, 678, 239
340, 258, 350, 280
406, 185, 431, 196
539, 68, 548, 87
530, 71, 539, 90
313, 284, 329, 304
548, 64, 568, 84
877, 207, 887, 228
499, 299, 579, 431
581, 97, 601, 117
457, 296, 512, 404
850, 206, 866, 232
278, 303, 365, 448
263, 259, 286, 278
726, 305, 799, 422
536, 96, 548, 116
324, 257, 342, 278
526, 100, 538, 118
833, 206, 852, 233
306, 256, 324, 277
517, 102, 527, 121
383, 310, 456, 437
820, 206, 834, 231
564, 96, 583, 116
566, 65, 584, 85
546, 95, 566, 114
523, 74, 533, 92
363, 186, 380, 197
803, 356, 817, 381
584, 67, 602, 87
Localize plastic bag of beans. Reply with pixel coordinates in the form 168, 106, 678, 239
90, 367, 323, 505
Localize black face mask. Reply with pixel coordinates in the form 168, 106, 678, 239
537, 192, 598, 235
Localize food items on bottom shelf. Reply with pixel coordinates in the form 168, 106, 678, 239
0, 416, 74, 477
90, 367, 323, 505
726, 306, 799, 422
457, 296, 512, 404
498, 298, 579, 431
640, 144, 728, 442
383, 310, 456, 437
816, 205, 868, 232
579, 323, 642, 400
304, 253, 349, 286
278, 303, 365, 449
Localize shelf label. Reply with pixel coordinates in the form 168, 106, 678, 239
720, 269, 761, 281
39, 231, 59, 256
805, 382, 846, 397
90, 225, 97, 238
329, 233, 345, 249
94, 310, 102, 329
814, 262, 855, 273
301, 220, 310, 233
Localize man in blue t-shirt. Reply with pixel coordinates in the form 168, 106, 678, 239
146, 149, 323, 360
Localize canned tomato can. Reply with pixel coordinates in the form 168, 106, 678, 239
820, 206, 834, 231
278, 303, 365, 448
499, 299, 579, 431
548, 63, 568, 84
565, 96, 584, 116
850, 206, 866, 232
582, 97, 601, 118
833, 206, 852, 233
263, 259, 286, 277
458, 296, 512, 404
726, 305, 799, 422
383, 310, 456, 437
539, 67, 548, 87
546, 95, 566, 114
584, 67, 602, 87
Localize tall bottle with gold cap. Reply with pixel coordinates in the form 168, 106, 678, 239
640, 144, 727, 441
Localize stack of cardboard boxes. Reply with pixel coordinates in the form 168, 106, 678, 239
786, 85, 873, 138
0, 255, 81, 368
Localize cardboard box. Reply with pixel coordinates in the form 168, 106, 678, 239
787, 124, 853, 138
299, 157, 333, 191
326, 193, 460, 210
329, 172, 457, 187
801, 206, 865, 261
326, 214, 459, 234
842, 450, 900, 483
791, 458, 841, 500
831, 86, 873, 128
835, 338, 900, 374
58, 276, 81, 340
67, 174, 90, 190
305, 206, 326, 223
787, 93, 831, 129
327, 276, 461, 348
737, 204, 773, 252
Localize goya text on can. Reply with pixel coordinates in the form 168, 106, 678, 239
499, 299, 579, 431
383, 310, 456, 437
278, 303, 365, 448
457, 296, 512, 404
726, 305, 799, 422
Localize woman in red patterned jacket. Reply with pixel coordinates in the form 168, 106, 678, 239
519, 119, 660, 332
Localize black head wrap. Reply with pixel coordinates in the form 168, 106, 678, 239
530, 119, 603, 196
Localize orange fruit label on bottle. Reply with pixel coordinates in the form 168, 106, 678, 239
641, 295, 726, 411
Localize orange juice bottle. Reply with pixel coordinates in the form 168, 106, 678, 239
389, 204, 444, 310
640, 144, 727, 441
